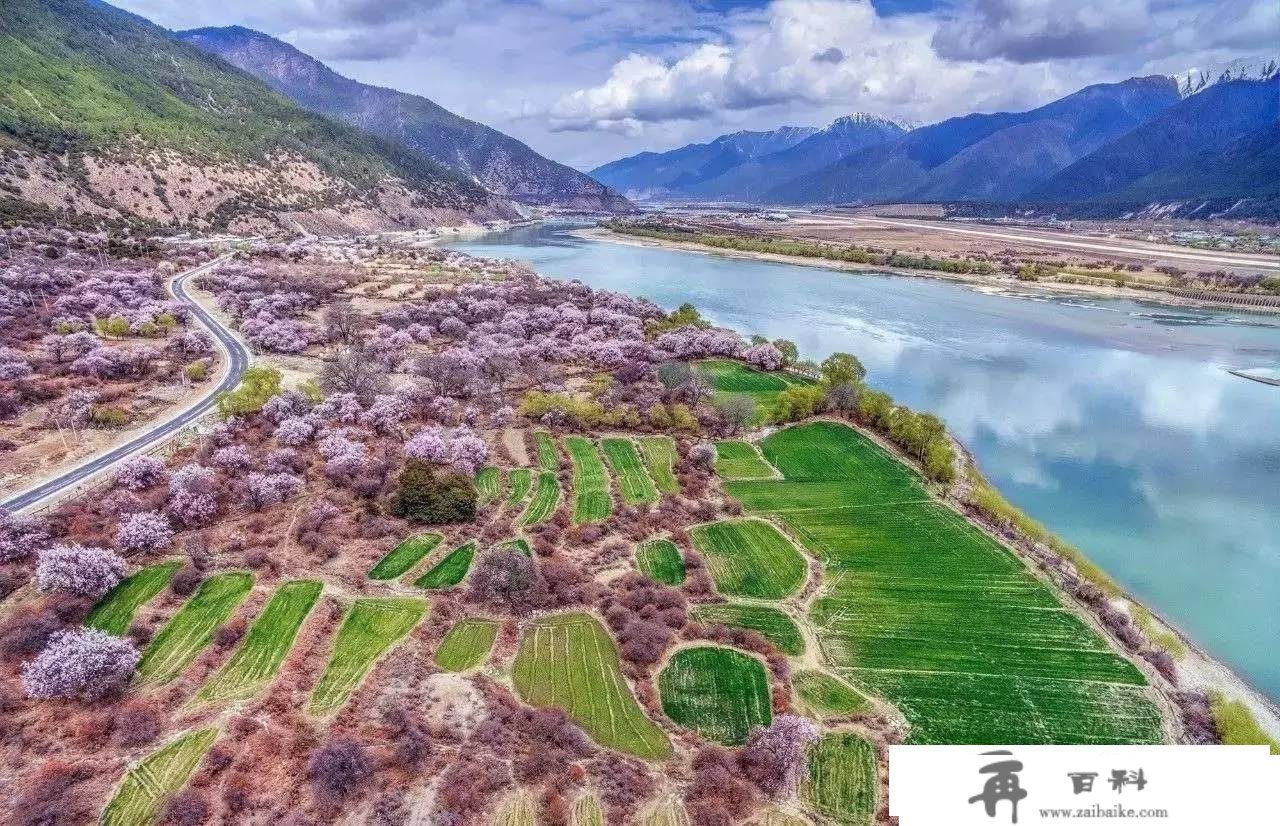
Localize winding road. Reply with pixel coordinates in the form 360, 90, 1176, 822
1, 254, 251, 514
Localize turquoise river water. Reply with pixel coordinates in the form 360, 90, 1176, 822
448, 224, 1280, 700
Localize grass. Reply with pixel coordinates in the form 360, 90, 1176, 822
434, 618, 499, 672
641, 797, 691, 826
308, 597, 428, 715
493, 790, 536, 826
726, 421, 1162, 744
475, 466, 501, 505
692, 603, 805, 656
194, 580, 322, 705
507, 467, 534, 509
100, 727, 218, 826
512, 612, 671, 759
572, 793, 605, 826
699, 359, 817, 423
601, 438, 659, 505
519, 470, 561, 525
793, 670, 870, 719
368, 533, 443, 580
1211, 691, 1280, 755
635, 539, 686, 586
412, 541, 476, 589
637, 436, 680, 495
534, 430, 560, 471
85, 560, 181, 635
714, 440, 777, 480
800, 732, 877, 826
135, 572, 254, 687
658, 645, 772, 745
689, 518, 807, 600
564, 436, 613, 524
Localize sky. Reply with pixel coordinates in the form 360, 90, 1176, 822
112, 0, 1277, 171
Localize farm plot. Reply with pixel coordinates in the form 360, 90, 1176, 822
506, 468, 533, 509
475, 466, 501, 505
692, 603, 805, 656
512, 612, 671, 759
534, 430, 560, 471
793, 670, 870, 719
658, 645, 772, 745
308, 597, 428, 715
689, 519, 806, 599
714, 440, 777, 480
434, 618, 498, 672
572, 793, 605, 826
413, 541, 476, 589
493, 790, 536, 826
101, 726, 218, 826
564, 436, 613, 523
368, 533, 443, 580
601, 438, 659, 505
637, 435, 680, 494
194, 580, 322, 705
727, 421, 1162, 745
700, 359, 817, 422
800, 732, 876, 826
518, 471, 560, 525
135, 572, 254, 687
86, 560, 181, 635
635, 539, 686, 586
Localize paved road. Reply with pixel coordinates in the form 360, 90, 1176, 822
1, 255, 250, 514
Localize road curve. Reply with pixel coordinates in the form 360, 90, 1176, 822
1, 255, 250, 515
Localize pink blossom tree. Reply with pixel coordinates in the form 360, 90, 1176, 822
447, 430, 489, 476
0, 510, 49, 561
21, 629, 141, 700
116, 510, 174, 554
275, 416, 316, 446
212, 445, 252, 472
115, 455, 168, 491
739, 715, 820, 797
404, 427, 447, 463
35, 543, 127, 598
741, 342, 784, 371
245, 472, 303, 510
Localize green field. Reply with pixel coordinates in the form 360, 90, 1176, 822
519, 470, 561, 525
572, 793, 605, 826
506, 467, 533, 508
692, 603, 805, 656
700, 359, 816, 422
475, 466, 501, 505
534, 430, 560, 471
800, 732, 876, 826
503, 537, 532, 556
135, 572, 254, 687
101, 727, 218, 826
635, 539, 686, 586
601, 438, 660, 505
714, 440, 777, 480
85, 560, 181, 635
564, 436, 613, 523
308, 597, 428, 715
793, 670, 870, 719
727, 421, 1161, 744
658, 645, 772, 745
194, 580, 322, 705
434, 618, 498, 672
368, 533, 443, 580
689, 519, 807, 599
637, 436, 680, 495
493, 790, 536, 826
412, 541, 476, 589
512, 612, 671, 759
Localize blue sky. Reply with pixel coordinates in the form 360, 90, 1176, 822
114, 0, 1276, 170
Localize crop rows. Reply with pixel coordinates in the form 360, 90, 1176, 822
534, 430, 559, 471
474, 466, 501, 505
368, 533, 443, 580
691, 603, 805, 656
519, 470, 561, 525
101, 727, 218, 826
564, 435, 613, 523
135, 572, 254, 687
637, 435, 680, 494
635, 538, 686, 586
413, 541, 475, 589
308, 597, 428, 715
506, 467, 533, 509
86, 560, 181, 635
801, 732, 877, 826
713, 440, 777, 480
434, 618, 499, 672
572, 793, 605, 826
601, 437, 660, 504
793, 669, 870, 719
689, 518, 806, 599
657, 645, 772, 745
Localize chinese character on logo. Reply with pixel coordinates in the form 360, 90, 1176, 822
1109, 769, 1147, 792
1067, 772, 1098, 794
969, 750, 1028, 823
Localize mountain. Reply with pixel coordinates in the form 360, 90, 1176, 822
1029, 78, 1279, 202
0, 0, 515, 233
178, 27, 631, 213
765, 76, 1181, 204
589, 126, 819, 199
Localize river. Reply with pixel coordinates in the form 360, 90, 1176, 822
447, 223, 1280, 700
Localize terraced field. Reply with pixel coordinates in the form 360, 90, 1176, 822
434, 618, 498, 672
700, 359, 817, 422
657, 645, 772, 745
368, 533, 443, 580
412, 541, 475, 589
308, 597, 428, 715
534, 430, 559, 471
518, 470, 560, 525
564, 436, 613, 523
637, 435, 680, 494
800, 732, 876, 826
714, 440, 777, 480
793, 670, 870, 719
512, 612, 671, 759
475, 466, 501, 505
601, 437, 659, 505
506, 467, 533, 509
195, 580, 322, 705
689, 519, 807, 599
101, 727, 218, 826
86, 560, 181, 635
135, 572, 254, 687
726, 421, 1162, 744
635, 538, 686, 586
692, 603, 805, 656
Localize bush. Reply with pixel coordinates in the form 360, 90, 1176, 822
216, 365, 282, 418
774, 385, 826, 422
390, 460, 476, 525
21, 629, 140, 700
307, 738, 373, 805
